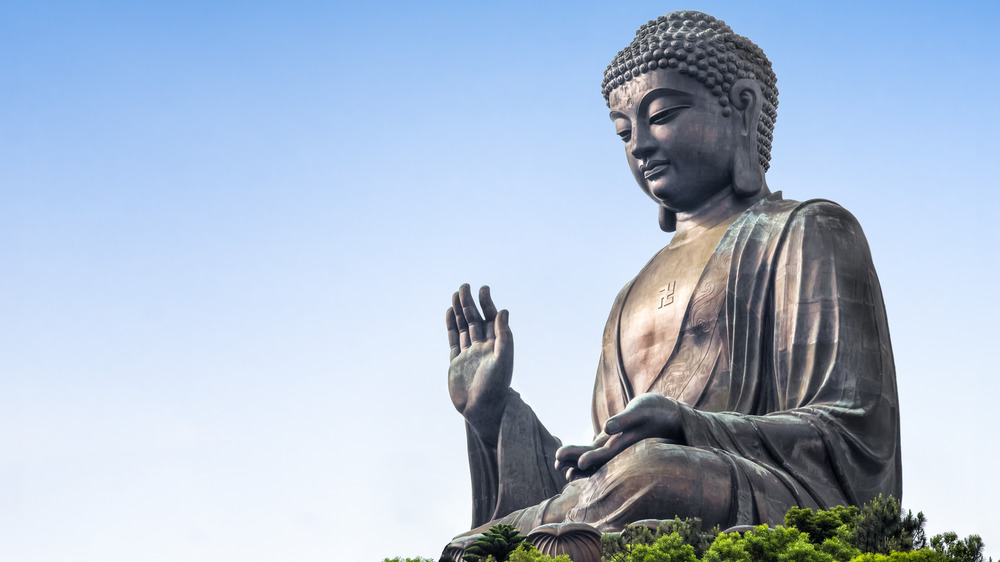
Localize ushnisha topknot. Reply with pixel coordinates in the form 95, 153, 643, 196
602, 10, 778, 170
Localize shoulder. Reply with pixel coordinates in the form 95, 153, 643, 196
753, 195, 864, 233
775, 198, 876, 268
785, 199, 869, 244
746, 195, 868, 244
723, 195, 869, 260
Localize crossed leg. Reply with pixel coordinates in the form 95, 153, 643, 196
460, 438, 800, 537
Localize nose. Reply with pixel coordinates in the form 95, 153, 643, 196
630, 123, 655, 159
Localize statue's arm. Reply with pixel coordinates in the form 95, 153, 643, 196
675, 201, 902, 506
446, 284, 567, 528
465, 388, 567, 527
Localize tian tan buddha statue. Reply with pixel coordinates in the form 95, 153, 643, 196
443, 9, 901, 550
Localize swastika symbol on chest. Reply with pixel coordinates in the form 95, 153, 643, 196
658, 281, 677, 309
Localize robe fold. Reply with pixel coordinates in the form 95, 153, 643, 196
464, 194, 901, 531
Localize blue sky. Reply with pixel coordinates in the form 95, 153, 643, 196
2, 1, 998, 560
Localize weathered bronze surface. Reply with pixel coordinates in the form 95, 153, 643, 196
527, 523, 602, 562
444, 9, 900, 545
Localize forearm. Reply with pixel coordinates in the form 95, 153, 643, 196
464, 389, 567, 526
460, 386, 514, 450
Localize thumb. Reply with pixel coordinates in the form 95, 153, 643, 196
494, 309, 512, 358
604, 416, 622, 435
605, 411, 634, 435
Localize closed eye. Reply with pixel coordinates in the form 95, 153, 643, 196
650, 106, 689, 125
617, 129, 631, 143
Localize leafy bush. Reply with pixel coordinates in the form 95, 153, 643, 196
818, 532, 862, 562
851, 495, 926, 554
602, 518, 719, 561
930, 532, 985, 562
786, 506, 860, 545
849, 550, 947, 562
603, 523, 659, 561
625, 532, 699, 562
507, 542, 572, 562
782, 505, 861, 561
463, 524, 527, 562
702, 525, 833, 562
428, 498, 990, 562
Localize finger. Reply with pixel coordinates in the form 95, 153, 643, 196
494, 310, 512, 359
452, 291, 470, 349
480, 286, 498, 340
604, 409, 639, 435
479, 286, 498, 322
459, 283, 485, 342
485, 318, 496, 342
554, 444, 592, 468
577, 433, 628, 472
446, 307, 461, 360
577, 446, 615, 472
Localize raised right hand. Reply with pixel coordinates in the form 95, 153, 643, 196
446, 284, 513, 442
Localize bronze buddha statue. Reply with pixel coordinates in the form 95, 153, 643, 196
444, 9, 900, 541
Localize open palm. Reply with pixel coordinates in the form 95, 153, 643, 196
446, 284, 513, 439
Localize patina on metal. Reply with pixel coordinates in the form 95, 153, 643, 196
443, 9, 901, 551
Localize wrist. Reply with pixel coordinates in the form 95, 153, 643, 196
466, 388, 514, 448
665, 398, 687, 444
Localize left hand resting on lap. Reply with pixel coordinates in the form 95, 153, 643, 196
554, 393, 684, 480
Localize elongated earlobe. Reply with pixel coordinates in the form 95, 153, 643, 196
729, 79, 764, 197
732, 142, 763, 197
658, 205, 676, 232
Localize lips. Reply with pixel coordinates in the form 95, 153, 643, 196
642, 160, 670, 180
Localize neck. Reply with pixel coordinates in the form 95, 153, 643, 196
670, 184, 770, 244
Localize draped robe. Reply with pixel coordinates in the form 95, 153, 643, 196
463, 194, 901, 532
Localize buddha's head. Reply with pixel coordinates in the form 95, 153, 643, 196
602, 11, 778, 231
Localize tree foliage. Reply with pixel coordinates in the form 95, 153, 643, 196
702, 525, 833, 562
786, 505, 859, 545
603, 525, 656, 562
849, 550, 947, 562
506, 542, 573, 562
602, 518, 719, 561
625, 533, 699, 562
930, 532, 985, 562
851, 495, 927, 555
463, 524, 528, 562
394, 497, 991, 562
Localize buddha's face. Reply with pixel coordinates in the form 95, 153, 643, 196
609, 69, 738, 214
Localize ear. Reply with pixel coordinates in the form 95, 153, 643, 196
728, 78, 764, 197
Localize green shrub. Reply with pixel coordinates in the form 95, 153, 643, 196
435, 499, 989, 562
463, 524, 527, 562
507, 542, 572, 562
625, 532, 699, 562
602, 518, 718, 561
852, 495, 926, 554
702, 525, 833, 562
849, 549, 947, 562
930, 532, 985, 562
786, 506, 860, 545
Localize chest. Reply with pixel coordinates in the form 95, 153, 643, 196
619, 226, 730, 395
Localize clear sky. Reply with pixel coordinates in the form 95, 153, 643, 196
2, 1, 998, 560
